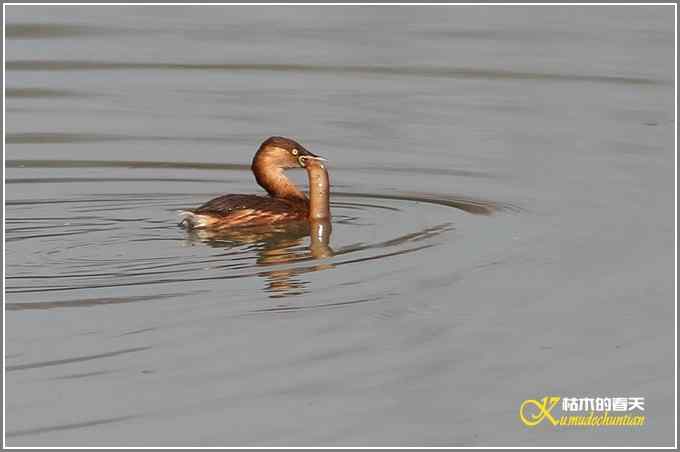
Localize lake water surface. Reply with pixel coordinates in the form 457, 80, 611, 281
4, 5, 676, 447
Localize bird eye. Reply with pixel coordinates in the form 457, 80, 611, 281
291, 149, 299, 156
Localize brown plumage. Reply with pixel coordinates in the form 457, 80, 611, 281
184, 194, 308, 228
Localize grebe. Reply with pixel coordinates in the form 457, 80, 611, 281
179, 137, 331, 230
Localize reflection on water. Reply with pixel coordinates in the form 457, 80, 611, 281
184, 219, 334, 298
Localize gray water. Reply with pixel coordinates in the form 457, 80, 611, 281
4, 5, 676, 447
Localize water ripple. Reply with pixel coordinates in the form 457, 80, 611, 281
6, 60, 664, 85
6, 347, 151, 372
5, 87, 89, 98
5, 169, 510, 300
6, 416, 137, 438
6, 292, 203, 311
6, 23, 128, 39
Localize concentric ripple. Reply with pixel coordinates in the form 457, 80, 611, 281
5, 161, 514, 304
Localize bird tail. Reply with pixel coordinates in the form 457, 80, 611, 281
177, 210, 215, 230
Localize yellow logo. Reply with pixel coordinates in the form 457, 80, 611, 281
519, 396, 561, 427
519, 396, 646, 428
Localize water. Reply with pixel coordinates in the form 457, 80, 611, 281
4, 5, 675, 447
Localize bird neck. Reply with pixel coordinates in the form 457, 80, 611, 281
253, 162, 307, 201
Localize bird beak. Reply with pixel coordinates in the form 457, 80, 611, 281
298, 153, 327, 167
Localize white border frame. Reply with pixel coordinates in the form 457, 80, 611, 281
2, 2, 677, 449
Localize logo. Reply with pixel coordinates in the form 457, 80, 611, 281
519, 396, 646, 427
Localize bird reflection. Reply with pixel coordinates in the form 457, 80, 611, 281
183, 219, 333, 298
